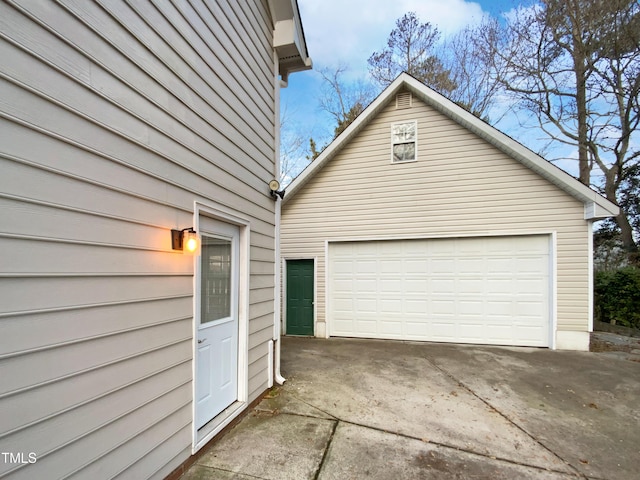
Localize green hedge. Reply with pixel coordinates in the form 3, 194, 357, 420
594, 267, 640, 329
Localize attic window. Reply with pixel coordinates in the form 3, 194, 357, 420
391, 121, 417, 163
396, 92, 412, 109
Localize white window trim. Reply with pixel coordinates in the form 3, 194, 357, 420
390, 120, 418, 163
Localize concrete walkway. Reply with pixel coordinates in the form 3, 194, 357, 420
182, 337, 640, 479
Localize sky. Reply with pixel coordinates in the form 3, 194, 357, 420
279, 0, 570, 177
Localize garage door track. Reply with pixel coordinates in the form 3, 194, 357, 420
183, 337, 640, 479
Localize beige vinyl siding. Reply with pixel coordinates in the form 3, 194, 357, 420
282, 92, 589, 336
0, 0, 276, 478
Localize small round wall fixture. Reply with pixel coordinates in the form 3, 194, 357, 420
269, 179, 285, 199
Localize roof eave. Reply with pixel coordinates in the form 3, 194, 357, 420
584, 201, 620, 220
270, 0, 312, 83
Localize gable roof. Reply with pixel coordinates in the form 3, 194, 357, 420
283, 73, 618, 220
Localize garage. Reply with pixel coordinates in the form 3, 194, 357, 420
281, 74, 618, 350
328, 235, 551, 347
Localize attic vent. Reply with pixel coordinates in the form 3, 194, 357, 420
396, 92, 412, 109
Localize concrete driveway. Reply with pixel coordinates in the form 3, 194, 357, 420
183, 337, 640, 479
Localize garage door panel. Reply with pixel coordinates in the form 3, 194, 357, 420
458, 257, 485, 273
380, 260, 400, 273
458, 278, 485, 294
516, 301, 545, 317
430, 241, 456, 254
332, 319, 353, 335
380, 319, 402, 335
516, 277, 547, 292
458, 241, 486, 253
432, 279, 455, 293
460, 323, 486, 340
332, 297, 353, 312
355, 279, 377, 293
430, 258, 455, 273
355, 297, 377, 313
431, 322, 456, 340
404, 299, 426, 314
485, 325, 514, 341
356, 318, 378, 335
332, 259, 354, 273
485, 300, 513, 316
486, 257, 513, 273
431, 299, 455, 315
380, 278, 402, 293
486, 278, 513, 293
355, 243, 378, 255
333, 278, 353, 296
405, 279, 428, 292
523, 237, 549, 253
328, 236, 550, 347
405, 318, 428, 334
405, 259, 429, 273
518, 257, 549, 273
355, 260, 377, 274
518, 331, 546, 344
380, 299, 402, 313
485, 237, 514, 252
458, 300, 485, 315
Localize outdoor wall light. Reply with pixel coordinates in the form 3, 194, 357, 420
269, 179, 285, 200
171, 227, 199, 253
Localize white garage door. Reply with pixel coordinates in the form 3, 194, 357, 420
328, 235, 550, 347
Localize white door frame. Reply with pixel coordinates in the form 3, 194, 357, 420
192, 202, 250, 453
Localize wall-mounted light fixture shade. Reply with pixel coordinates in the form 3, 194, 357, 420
184, 229, 198, 253
171, 227, 199, 253
269, 179, 285, 200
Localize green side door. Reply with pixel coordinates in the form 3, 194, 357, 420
286, 259, 314, 336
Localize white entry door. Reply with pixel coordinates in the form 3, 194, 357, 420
196, 219, 239, 429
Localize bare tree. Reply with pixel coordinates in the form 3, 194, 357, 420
281, 66, 375, 177
484, 0, 640, 251
368, 12, 456, 94
440, 18, 505, 121
318, 65, 377, 138
279, 102, 309, 185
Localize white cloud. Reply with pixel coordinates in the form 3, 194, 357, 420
298, 0, 486, 72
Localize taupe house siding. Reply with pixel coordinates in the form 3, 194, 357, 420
0, 0, 310, 478
281, 81, 616, 350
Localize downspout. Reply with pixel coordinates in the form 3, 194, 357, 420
272, 50, 286, 385
588, 220, 594, 333
274, 195, 286, 385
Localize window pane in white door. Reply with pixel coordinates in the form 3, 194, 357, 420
201, 236, 232, 323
